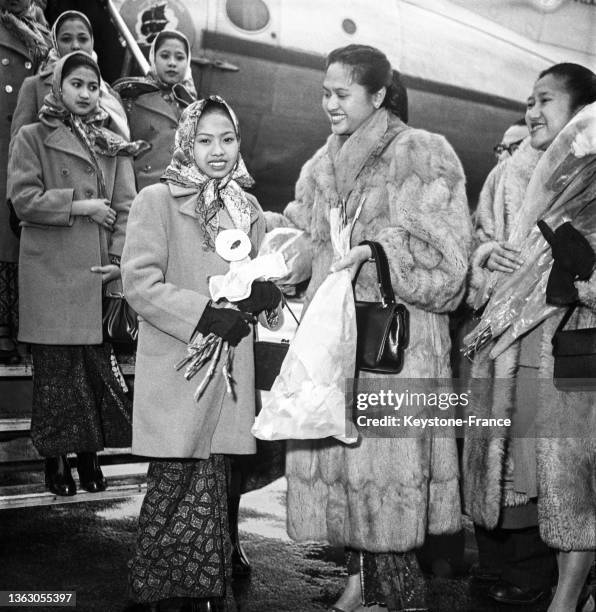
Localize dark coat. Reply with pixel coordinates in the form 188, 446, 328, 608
10, 70, 51, 139
121, 183, 266, 459
0, 22, 36, 261
123, 91, 181, 191
7, 118, 136, 344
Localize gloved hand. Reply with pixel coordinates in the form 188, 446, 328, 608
234, 281, 282, 314
538, 220, 596, 306
538, 220, 595, 278
195, 305, 253, 346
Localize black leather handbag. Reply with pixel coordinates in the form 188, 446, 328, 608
354, 241, 409, 374
552, 305, 596, 391
103, 292, 138, 348
254, 340, 290, 391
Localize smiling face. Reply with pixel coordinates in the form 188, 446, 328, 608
526, 73, 575, 151
322, 62, 380, 136
55, 18, 93, 57
193, 110, 240, 179
61, 66, 100, 116
154, 37, 188, 86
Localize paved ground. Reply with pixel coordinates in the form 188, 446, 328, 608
1, 478, 594, 612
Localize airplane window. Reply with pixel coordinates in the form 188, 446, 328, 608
226, 0, 270, 31
342, 19, 357, 35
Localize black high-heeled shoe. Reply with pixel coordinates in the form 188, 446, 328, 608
76, 452, 107, 493
45, 455, 76, 496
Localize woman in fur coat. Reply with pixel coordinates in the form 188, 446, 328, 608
266, 44, 472, 612
464, 63, 596, 612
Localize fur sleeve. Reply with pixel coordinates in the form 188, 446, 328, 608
466, 165, 507, 306
273, 147, 324, 232
576, 268, 596, 310
376, 130, 472, 313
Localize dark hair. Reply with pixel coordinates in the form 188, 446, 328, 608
154, 30, 189, 57
538, 62, 596, 111
55, 11, 93, 38
326, 44, 408, 122
201, 99, 238, 136
61, 52, 100, 83
513, 117, 526, 127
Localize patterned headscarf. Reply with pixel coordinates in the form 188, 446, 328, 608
38, 11, 131, 138
162, 96, 254, 251
39, 52, 149, 195
147, 29, 197, 105
0, 0, 50, 70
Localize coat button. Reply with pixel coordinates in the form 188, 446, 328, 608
1, 58, 9, 66
61, 168, 69, 176
25, 61, 32, 70
5, 85, 13, 93
85, 189, 94, 197
86, 166, 95, 174
142, 165, 152, 172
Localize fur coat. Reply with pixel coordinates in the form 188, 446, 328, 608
267, 109, 472, 552
464, 140, 596, 551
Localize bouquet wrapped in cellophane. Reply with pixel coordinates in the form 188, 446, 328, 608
464, 102, 596, 360
252, 198, 364, 444
176, 229, 288, 400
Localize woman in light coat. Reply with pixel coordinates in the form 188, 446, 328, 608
114, 29, 196, 191
10, 9, 130, 139
122, 96, 280, 612
8, 51, 139, 497
267, 44, 472, 612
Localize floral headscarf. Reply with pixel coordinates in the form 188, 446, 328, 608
39, 11, 130, 138
39, 52, 148, 195
147, 29, 196, 105
162, 96, 254, 250
0, 0, 50, 70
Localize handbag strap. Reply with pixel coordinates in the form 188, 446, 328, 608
355, 240, 396, 307
281, 293, 301, 327
555, 304, 576, 335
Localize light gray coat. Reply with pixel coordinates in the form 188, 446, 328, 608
121, 183, 266, 459
8, 118, 135, 344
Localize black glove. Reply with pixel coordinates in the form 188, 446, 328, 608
538, 220, 595, 278
195, 305, 253, 346
538, 220, 596, 306
234, 281, 282, 314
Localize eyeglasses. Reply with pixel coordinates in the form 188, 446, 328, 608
493, 139, 524, 156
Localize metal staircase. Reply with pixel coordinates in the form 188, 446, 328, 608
0, 362, 147, 510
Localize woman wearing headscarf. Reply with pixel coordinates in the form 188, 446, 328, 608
114, 29, 196, 192
10, 9, 130, 139
122, 96, 279, 612
7, 51, 145, 497
0, 0, 50, 363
